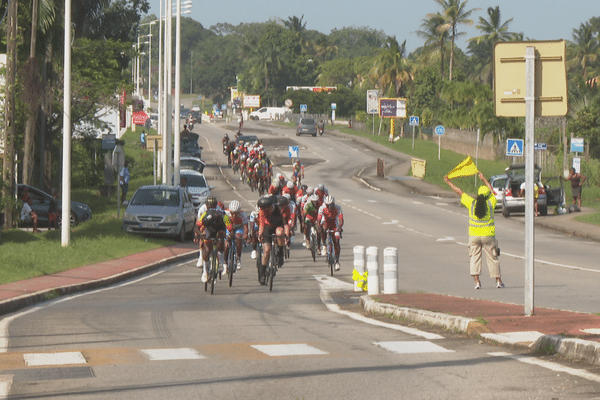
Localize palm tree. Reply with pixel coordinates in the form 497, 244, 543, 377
567, 22, 600, 80
429, 0, 479, 81
416, 13, 449, 79
281, 15, 306, 34
467, 6, 517, 86
373, 37, 413, 97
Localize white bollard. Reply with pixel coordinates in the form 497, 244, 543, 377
383, 247, 398, 294
366, 246, 380, 295
353, 246, 366, 292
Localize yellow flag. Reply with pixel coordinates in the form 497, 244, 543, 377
447, 156, 479, 179
352, 269, 368, 291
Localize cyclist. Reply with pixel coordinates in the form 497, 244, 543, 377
257, 195, 289, 285
303, 193, 322, 251
318, 195, 344, 271
268, 178, 282, 196
195, 202, 233, 283
292, 159, 304, 186
225, 200, 248, 271
314, 183, 329, 209
248, 207, 260, 260
282, 180, 297, 202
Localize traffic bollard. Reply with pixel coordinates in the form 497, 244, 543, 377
383, 247, 398, 294
353, 246, 366, 292
367, 246, 380, 295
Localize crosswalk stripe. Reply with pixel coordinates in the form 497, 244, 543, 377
23, 352, 87, 367
140, 348, 205, 361
251, 344, 328, 357
374, 341, 454, 354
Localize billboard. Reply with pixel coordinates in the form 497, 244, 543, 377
378, 98, 407, 118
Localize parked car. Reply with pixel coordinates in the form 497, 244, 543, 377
249, 107, 289, 120
173, 170, 212, 209
178, 156, 205, 173
121, 185, 196, 242
500, 164, 547, 217
489, 174, 508, 211
17, 184, 92, 227
236, 135, 259, 146
296, 118, 317, 136
180, 138, 202, 159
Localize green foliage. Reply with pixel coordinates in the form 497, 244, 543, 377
283, 86, 365, 118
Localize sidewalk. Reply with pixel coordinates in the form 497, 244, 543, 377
1, 124, 600, 368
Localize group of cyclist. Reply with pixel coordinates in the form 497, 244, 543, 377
223, 134, 274, 195
194, 149, 344, 286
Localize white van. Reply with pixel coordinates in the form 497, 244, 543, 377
249, 107, 289, 120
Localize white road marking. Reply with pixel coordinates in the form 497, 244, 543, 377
23, 352, 87, 367
251, 344, 328, 357
489, 352, 600, 383
374, 341, 454, 354
315, 275, 444, 340
140, 348, 205, 361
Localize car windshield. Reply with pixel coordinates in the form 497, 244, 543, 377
131, 189, 180, 207
182, 140, 199, 150
182, 175, 207, 187
300, 119, 316, 125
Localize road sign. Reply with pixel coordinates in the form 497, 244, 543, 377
435, 125, 445, 135
300, 104, 307, 112
506, 138, 524, 157
288, 146, 299, 158
409, 116, 419, 126
494, 40, 568, 117
571, 138, 584, 153
534, 143, 547, 151
331, 103, 337, 110
378, 98, 407, 118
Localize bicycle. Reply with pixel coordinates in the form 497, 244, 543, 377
226, 235, 237, 288
202, 237, 220, 295
306, 221, 318, 263
325, 229, 335, 276
265, 234, 286, 292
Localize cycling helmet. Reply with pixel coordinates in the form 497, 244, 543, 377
275, 173, 282, 180
309, 194, 319, 202
257, 196, 274, 209
206, 196, 217, 207
287, 181, 294, 189
229, 200, 241, 213
317, 183, 325, 191
277, 196, 288, 206
272, 179, 281, 188
324, 195, 334, 205
301, 184, 308, 192
306, 187, 314, 194
282, 193, 292, 200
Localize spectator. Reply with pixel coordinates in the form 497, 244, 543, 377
565, 167, 586, 211
20, 197, 39, 233
119, 161, 130, 204
140, 131, 146, 149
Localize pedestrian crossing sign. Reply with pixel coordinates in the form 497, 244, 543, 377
288, 146, 299, 158
506, 139, 524, 157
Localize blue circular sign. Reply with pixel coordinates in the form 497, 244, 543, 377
435, 125, 445, 135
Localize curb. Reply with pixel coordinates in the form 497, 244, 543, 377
0, 250, 199, 317
360, 295, 600, 366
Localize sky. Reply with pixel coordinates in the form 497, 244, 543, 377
146, 0, 597, 54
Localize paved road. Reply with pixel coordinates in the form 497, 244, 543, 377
4, 119, 600, 398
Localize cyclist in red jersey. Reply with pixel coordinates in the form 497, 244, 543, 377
257, 196, 289, 285
318, 195, 344, 270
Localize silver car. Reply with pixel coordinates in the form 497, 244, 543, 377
122, 185, 196, 241
500, 164, 547, 217
489, 174, 508, 211
173, 170, 212, 209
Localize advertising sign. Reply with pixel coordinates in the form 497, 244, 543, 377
243, 95, 260, 108
378, 98, 407, 118
367, 90, 379, 115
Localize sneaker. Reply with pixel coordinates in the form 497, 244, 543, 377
195, 258, 202, 268
251, 250, 257, 260
474, 283, 481, 290
496, 282, 505, 289
304, 240, 309, 248
237, 261, 242, 270
221, 263, 227, 275
321, 246, 326, 256
201, 271, 208, 283
334, 262, 340, 271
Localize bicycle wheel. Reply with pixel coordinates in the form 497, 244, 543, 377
310, 229, 317, 263
228, 241, 235, 287
328, 235, 334, 276
210, 249, 217, 294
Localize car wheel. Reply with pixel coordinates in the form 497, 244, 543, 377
58, 211, 78, 228
177, 223, 186, 242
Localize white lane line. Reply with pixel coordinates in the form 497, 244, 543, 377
489, 352, 600, 383
251, 344, 328, 357
23, 352, 87, 367
315, 275, 444, 340
375, 341, 454, 354
140, 348, 205, 361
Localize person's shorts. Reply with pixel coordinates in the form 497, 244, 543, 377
204, 227, 225, 241
21, 214, 33, 224
48, 212, 57, 223
121, 183, 129, 195
261, 225, 284, 243
572, 186, 582, 198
